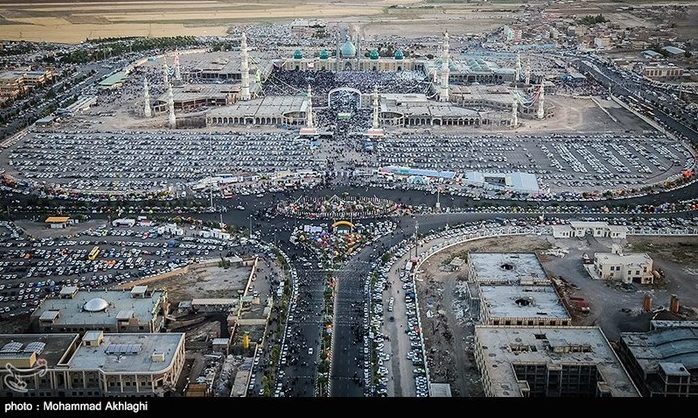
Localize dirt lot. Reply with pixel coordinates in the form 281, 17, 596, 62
416, 233, 698, 397
117, 262, 252, 303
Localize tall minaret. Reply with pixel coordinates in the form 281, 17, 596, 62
143, 76, 152, 118
511, 96, 518, 128
163, 61, 169, 87
305, 84, 313, 128
174, 50, 181, 81
524, 59, 531, 85
537, 83, 545, 119
336, 30, 341, 59
167, 82, 176, 128
515, 52, 522, 84
240, 31, 251, 101
372, 84, 380, 129
439, 31, 450, 102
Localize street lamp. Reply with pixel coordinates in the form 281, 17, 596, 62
249, 214, 253, 239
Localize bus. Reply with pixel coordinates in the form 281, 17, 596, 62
88, 246, 100, 261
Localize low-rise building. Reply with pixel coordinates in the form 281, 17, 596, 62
30, 287, 168, 333
44, 216, 71, 229
552, 221, 627, 239
617, 325, 698, 397
467, 253, 549, 286
0, 331, 185, 397
593, 246, 654, 285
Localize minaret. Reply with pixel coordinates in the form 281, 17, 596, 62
511, 96, 518, 128
163, 61, 169, 87
305, 84, 313, 128
366, 84, 384, 137
240, 31, 251, 101
537, 83, 545, 120
174, 50, 181, 81
524, 59, 531, 85
515, 52, 521, 84
167, 82, 176, 128
143, 76, 152, 118
336, 30, 341, 59
372, 84, 380, 129
439, 31, 450, 102
299, 84, 318, 136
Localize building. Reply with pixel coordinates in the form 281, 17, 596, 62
98, 71, 130, 90
642, 50, 664, 60
474, 326, 641, 397
290, 18, 327, 38
642, 65, 687, 81
478, 285, 571, 327
467, 253, 550, 286
0, 331, 185, 397
191, 298, 238, 313
552, 221, 627, 239
152, 84, 238, 113
593, 247, 654, 285
0, 68, 54, 100
662, 46, 686, 57
44, 216, 71, 229
462, 171, 540, 194
617, 325, 698, 397
30, 286, 168, 333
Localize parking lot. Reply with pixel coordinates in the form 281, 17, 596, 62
375, 133, 694, 194
1, 130, 322, 194
0, 219, 234, 323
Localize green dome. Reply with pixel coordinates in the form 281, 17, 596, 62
319, 50, 328, 59
341, 40, 356, 58
293, 50, 303, 59
369, 50, 379, 60
394, 49, 404, 60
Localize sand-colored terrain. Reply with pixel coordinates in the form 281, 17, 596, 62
0, 0, 423, 43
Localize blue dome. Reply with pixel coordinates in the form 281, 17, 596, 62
341, 40, 356, 58
394, 50, 404, 60
293, 50, 303, 59
369, 50, 379, 60
319, 50, 328, 59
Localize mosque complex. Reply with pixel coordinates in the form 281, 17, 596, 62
134, 27, 554, 135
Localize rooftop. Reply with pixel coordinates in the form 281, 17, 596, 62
475, 326, 640, 397
31, 289, 165, 327
479, 284, 570, 321
0, 333, 79, 368
469, 253, 548, 284
68, 332, 184, 373
620, 326, 698, 376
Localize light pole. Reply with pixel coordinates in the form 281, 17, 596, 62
414, 220, 419, 259
249, 215, 252, 239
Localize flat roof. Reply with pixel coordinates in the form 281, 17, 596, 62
480, 285, 570, 321
45, 216, 70, 223
569, 221, 609, 229
594, 252, 652, 266
31, 290, 164, 327
475, 326, 640, 397
0, 333, 79, 368
191, 298, 238, 305
207, 95, 306, 118
469, 253, 548, 284
68, 332, 184, 373
98, 71, 129, 87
